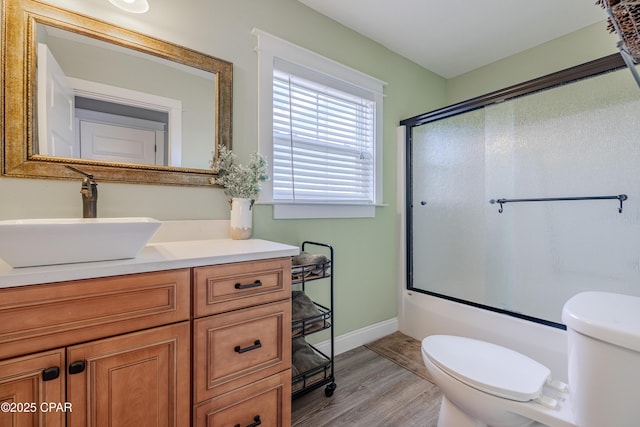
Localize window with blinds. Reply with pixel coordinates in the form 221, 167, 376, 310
272, 67, 376, 204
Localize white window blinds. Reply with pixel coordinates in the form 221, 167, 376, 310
272, 64, 376, 203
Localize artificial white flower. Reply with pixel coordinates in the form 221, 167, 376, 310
210, 146, 269, 199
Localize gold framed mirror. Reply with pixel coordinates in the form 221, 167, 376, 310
1, 0, 232, 186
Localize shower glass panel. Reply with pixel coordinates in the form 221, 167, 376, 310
408, 60, 640, 326
411, 109, 486, 304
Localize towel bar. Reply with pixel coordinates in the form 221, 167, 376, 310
489, 194, 628, 213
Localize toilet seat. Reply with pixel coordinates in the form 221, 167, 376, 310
422, 335, 551, 402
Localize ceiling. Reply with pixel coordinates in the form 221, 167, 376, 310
298, 0, 609, 78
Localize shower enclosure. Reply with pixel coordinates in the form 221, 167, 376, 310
401, 54, 640, 327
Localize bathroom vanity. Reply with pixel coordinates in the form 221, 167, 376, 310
0, 237, 298, 427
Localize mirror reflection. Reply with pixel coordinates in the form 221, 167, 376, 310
36, 24, 215, 170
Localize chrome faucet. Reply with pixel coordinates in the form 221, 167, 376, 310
66, 166, 98, 218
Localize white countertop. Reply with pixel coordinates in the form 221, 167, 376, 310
0, 238, 300, 288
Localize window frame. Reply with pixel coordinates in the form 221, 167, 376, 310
253, 28, 386, 219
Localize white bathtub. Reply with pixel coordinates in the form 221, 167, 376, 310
398, 290, 569, 382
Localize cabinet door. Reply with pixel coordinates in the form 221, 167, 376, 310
0, 349, 65, 427
67, 322, 190, 427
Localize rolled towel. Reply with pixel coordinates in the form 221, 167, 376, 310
291, 363, 300, 378
292, 291, 322, 321
292, 252, 329, 278
292, 252, 328, 266
292, 291, 329, 337
292, 337, 329, 374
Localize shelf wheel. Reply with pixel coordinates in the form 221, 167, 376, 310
324, 382, 337, 397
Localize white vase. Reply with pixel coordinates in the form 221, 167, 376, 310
229, 198, 254, 240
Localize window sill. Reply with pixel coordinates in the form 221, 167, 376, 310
256, 201, 387, 219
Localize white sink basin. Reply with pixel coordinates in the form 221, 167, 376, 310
0, 217, 162, 267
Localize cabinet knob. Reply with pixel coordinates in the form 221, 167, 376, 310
42, 366, 60, 381
68, 360, 86, 375
234, 415, 261, 427
234, 340, 262, 354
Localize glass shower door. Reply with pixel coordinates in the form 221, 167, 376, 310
410, 108, 487, 305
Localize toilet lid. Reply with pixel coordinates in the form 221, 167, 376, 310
563, 291, 640, 353
422, 335, 550, 402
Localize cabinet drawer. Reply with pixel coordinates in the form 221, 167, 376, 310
194, 370, 291, 427
0, 269, 190, 360
194, 299, 291, 402
193, 257, 291, 317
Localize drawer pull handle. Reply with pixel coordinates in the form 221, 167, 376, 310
235, 280, 263, 290
234, 340, 262, 354
235, 415, 261, 427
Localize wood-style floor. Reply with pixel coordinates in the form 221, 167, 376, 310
292, 346, 442, 426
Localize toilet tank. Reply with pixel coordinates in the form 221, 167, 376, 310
562, 291, 640, 427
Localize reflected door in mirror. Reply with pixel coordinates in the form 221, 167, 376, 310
37, 43, 76, 158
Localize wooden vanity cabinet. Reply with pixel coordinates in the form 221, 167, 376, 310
0, 269, 191, 427
193, 257, 292, 427
0, 256, 294, 427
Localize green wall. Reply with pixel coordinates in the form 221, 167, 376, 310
446, 22, 619, 104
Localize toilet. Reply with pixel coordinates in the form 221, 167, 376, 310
421, 291, 640, 427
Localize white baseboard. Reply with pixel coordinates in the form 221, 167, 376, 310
313, 317, 398, 356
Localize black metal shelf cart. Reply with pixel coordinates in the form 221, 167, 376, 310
291, 241, 336, 398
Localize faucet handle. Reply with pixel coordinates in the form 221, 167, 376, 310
66, 165, 94, 180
